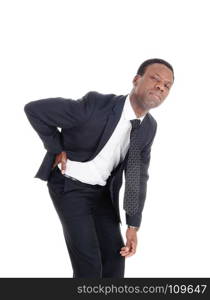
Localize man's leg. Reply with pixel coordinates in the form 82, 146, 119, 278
60, 212, 103, 278
47, 167, 104, 278
92, 187, 125, 278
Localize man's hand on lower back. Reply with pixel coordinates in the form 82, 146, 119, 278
119, 228, 138, 258
52, 151, 67, 174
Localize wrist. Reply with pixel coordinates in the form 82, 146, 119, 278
127, 225, 139, 232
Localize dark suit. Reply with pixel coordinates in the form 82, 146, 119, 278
24, 91, 157, 277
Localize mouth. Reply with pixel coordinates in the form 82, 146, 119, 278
149, 91, 161, 101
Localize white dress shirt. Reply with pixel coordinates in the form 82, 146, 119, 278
58, 94, 146, 185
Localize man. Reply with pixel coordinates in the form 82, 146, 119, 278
24, 58, 174, 278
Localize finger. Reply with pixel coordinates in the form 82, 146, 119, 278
120, 253, 129, 256
61, 163, 66, 170
124, 248, 136, 258
52, 159, 58, 169
125, 251, 136, 257
120, 242, 137, 256
120, 250, 129, 254
61, 157, 67, 171
120, 246, 129, 251
120, 251, 129, 256
121, 250, 134, 257
61, 157, 66, 164
61, 162, 67, 174
120, 248, 130, 256
120, 246, 129, 253
125, 249, 136, 258
125, 253, 135, 258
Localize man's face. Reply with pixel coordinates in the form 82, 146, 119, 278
132, 63, 174, 111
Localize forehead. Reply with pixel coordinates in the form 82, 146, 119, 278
145, 63, 174, 82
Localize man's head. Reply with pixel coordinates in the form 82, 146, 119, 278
130, 58, 174, 112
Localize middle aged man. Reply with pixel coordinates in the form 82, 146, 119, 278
24, 58, 174, 278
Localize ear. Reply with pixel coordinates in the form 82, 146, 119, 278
132, 74, 142, 86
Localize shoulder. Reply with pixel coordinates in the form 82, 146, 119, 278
144, 112, 158, 139
85, 91, 117, 101
146, 112, 157, 129
83, 91, 122, 109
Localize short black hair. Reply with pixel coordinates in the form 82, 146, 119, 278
137, 58, 174, 80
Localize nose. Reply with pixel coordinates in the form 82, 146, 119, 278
155, 82, 164, 93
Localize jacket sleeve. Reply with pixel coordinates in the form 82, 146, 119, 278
126, 122, 158, 227
24, 92, 96, 154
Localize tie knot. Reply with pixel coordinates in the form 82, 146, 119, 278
130, 119, 141, 129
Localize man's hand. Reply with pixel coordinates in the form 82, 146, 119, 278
52, 151, 67, 174
120, 228, 138, 258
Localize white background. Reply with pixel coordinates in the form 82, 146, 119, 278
0, 0, 209, 277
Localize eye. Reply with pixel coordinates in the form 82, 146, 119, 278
151, 76, 159, 81
165, 84, 170, 89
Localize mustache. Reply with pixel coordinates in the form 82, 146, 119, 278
149, 90, 162, 100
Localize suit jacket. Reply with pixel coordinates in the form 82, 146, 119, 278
24, 91, 157, 227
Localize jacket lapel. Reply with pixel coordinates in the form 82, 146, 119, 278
88, 95, 127, 160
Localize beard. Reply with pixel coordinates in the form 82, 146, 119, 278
137, 91, 162, 111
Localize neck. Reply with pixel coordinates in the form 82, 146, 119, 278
129, 90, 148, 118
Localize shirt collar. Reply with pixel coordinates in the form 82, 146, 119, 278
123, 94, 146, 122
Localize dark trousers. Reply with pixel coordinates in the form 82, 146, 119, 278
47, 166, 125, 278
